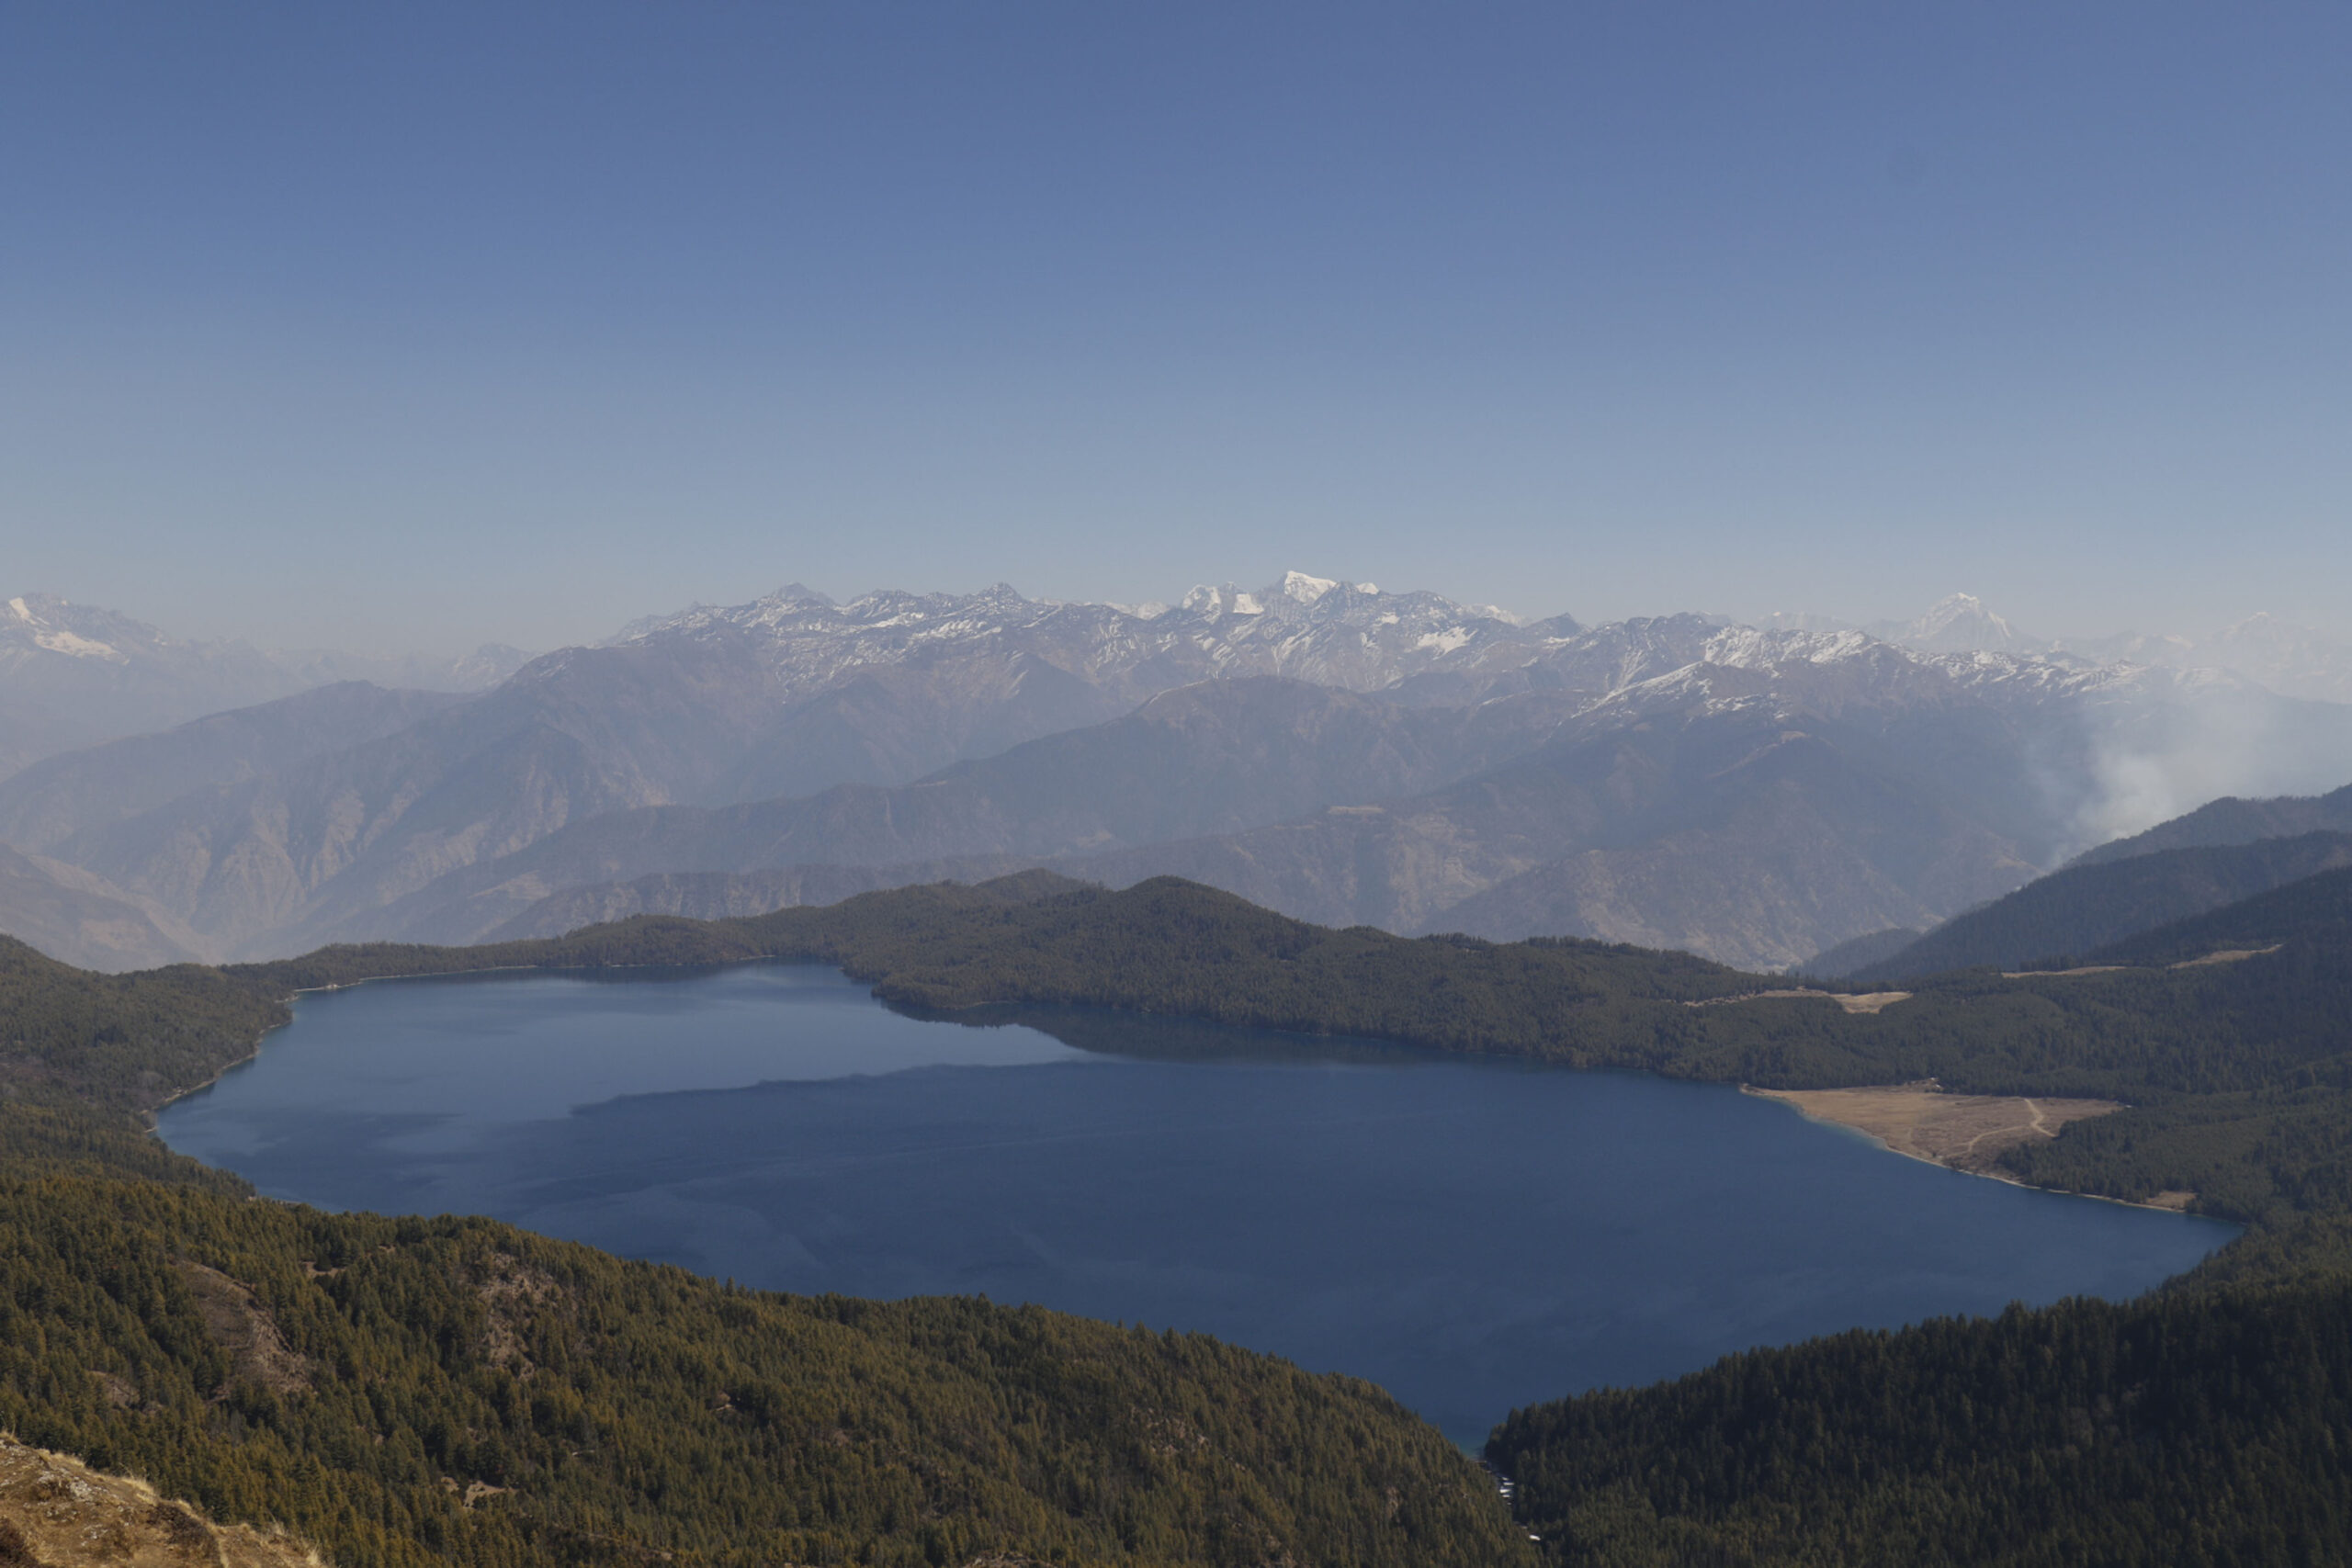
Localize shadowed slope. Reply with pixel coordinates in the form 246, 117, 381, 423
1851, 829, 2352, 980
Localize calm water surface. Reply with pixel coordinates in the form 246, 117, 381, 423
158, 965, 2237, 1444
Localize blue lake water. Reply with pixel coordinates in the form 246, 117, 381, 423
157, 964, 2238, 1445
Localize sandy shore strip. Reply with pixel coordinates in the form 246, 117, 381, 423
1744, 1082, 2196, 1211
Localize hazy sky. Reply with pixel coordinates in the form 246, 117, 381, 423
4, 3, 2346, 655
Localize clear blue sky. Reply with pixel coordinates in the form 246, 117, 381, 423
3, 3, 2346, 654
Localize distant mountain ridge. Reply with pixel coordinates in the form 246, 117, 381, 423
0, 682, 469, 856
0, 575, 1588, 963
2070, 784, 2352, 867
0, 591, 531, 779
1752, 593, 2352, 706
279, 616, 2125, 964
335, 676, 1589, 947
408, 617, 2352, 971
602, 570, 1574, 703
8, 573, 2352, 973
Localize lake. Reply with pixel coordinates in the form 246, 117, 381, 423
157, 964, 2238, 1445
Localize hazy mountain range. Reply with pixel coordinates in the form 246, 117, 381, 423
0, 591, 532, 776
5, 574, 2352, 974
1768, 592, 2352, 706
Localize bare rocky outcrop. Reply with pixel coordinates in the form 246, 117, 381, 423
0, 1434, 324, 1568
172, 1263, 314, 1399
471, 1252, 562, 1375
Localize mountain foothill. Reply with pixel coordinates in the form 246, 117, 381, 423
9, 572, 2352, 976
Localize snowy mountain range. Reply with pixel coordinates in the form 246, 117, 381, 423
598, 570, 1566, 701
2, 573, 2349, 975
1761, 591, 2352, 705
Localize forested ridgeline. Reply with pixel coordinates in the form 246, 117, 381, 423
0, 1177, 1529, 1568
2069, 781, 2352, 868
1487, 1275, 2352, 1567
0, 935, 285, 1115
1847, 829, 2352, 981
0, 934, 281, 1192
2085, 862, 2352, 966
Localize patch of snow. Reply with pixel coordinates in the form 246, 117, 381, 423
6, 596, 29, 622
1415, 626, 1474, 655
1230, 592, 1265, 615
32, 626, 126, 661
1279, 570, 1339, 604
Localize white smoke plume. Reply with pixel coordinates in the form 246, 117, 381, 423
2066, 677, 2352, 854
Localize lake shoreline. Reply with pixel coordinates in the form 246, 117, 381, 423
157, 964, 2238, 1447
1743, 1083, 2199, 1213
144, 960, 2211, 1224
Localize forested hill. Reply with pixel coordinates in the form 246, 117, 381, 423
2086, 862, 2352, 966
1848, 829, 2352, 980
1490, 1270, 2352, 1566
0, 1179, 1527, 1568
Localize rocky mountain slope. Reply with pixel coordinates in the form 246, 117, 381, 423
343, 677, 1589, 946
0, 593, 306, 770
0, 578, 1577, 961
0, 1435, 323, 1568
0, 682, 468, 855
1047, 705, 2044, 971
0, 845, 197, 972
475, 620, 2352, 970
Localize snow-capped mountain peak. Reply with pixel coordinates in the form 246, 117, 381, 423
1879, 592, 2030, 655
1279, 570, 1339, 604
4, 593, 133, 663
